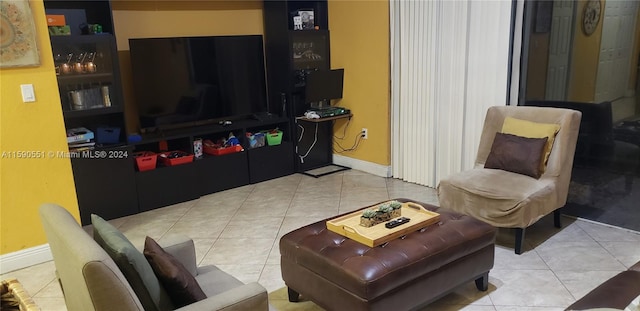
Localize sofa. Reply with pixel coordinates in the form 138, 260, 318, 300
566, 260, 640, 310
39, 203, 268, 311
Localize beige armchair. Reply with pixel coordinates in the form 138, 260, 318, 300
437, 106, 581, 254
39, 203, 268, 311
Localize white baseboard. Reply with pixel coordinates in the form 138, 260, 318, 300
332, 154, 392, 177
0, 244, 52, 274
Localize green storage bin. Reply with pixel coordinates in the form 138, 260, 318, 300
264, 130, 283, 146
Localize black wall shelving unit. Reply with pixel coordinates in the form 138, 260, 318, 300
263, 0, 337, 173
44, 1, 303, 224
44, 0, 137, 225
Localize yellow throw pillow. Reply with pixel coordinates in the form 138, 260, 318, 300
501, 117, 560, 173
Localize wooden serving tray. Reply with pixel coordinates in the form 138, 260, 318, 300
326, 201, 440, 247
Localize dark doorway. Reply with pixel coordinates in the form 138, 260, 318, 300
519, 0, 640, 231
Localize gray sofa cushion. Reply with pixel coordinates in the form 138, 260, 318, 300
91, 214, 174, 311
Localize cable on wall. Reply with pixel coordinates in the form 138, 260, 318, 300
334, 131, 363, 153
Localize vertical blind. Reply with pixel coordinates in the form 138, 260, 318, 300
391, 0, 513, 187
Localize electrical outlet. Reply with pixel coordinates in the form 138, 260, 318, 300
361, 128, 368, 139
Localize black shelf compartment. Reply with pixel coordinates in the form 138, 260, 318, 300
71, 145, 138, 225
51, 35, 123, 115
63, 105, 122, 118
51, 35, 117, 75
44, 1, 116, 35
64, 113, 127, 146
248, 141, 295, 183
290, 30, 329, 71
135, 163, 202, 212
57, 72, 114, 83
134, 117, 290, 146
279, 0, 329, 31
196, 152, 250, 195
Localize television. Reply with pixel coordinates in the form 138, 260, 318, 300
305, 69, 344, 108
129, 35, 269, 131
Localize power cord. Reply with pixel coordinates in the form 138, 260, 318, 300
333, 117, 352, 140
296, 122, 318, 163
334, 130, 364, 153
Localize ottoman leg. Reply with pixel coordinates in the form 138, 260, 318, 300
287, 287, 300, 302
474, 272, 489, 291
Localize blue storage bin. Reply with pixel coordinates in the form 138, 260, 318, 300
247, 132, 265, 149
96, 127, 121, 144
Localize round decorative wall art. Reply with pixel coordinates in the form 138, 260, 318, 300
582, 0, 601, 36
0, 0, 40, 68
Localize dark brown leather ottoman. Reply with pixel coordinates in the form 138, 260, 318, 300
280, 198, 496, 311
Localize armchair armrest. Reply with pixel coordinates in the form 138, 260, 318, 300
175, 282, 268, 311
158, 235, 198, 276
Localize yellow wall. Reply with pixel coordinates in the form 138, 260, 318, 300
329, 1, 390, 166
111, 2, 264, 133
113, 0, 391, 167
0, 0, 389, 259
567, 0, 603, 102
0, 0, 80, 255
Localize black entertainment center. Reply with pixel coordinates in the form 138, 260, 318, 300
45, 0, 342, 224
125, 34, 295, 213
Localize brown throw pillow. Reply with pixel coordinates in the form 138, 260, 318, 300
485, 132, 548, 178
143, 236, 206, 308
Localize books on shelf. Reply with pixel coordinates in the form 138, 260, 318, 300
67, 127, 94, 143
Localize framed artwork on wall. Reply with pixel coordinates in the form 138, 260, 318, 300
1, 0, 40, 68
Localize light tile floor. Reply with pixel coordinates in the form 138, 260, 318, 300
3, 170, 640, 310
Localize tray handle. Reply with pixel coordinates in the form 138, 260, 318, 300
342, 225, 361, 235
406, 202, 426, 211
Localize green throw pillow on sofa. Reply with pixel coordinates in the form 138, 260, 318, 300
91, 214, 174, 311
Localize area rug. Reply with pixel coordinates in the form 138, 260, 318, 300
268, 287, 323, 311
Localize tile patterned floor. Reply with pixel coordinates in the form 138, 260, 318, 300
2, 170, 640, 311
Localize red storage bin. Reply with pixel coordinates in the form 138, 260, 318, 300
203, 139, 244, 156
204, 144, 244, 156
134, 151, 157, 172
158, 151, 194, 166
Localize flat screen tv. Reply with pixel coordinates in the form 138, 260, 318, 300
129, 35, 268, 131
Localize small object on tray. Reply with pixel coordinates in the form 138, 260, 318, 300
385, 217, 411, 229
359, 200, 402, 227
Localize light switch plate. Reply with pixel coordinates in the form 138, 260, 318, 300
20, 84, 36, 103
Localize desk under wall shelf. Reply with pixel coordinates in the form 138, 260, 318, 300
295, 113, 352, 177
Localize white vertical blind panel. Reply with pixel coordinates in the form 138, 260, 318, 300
463, 0, 512, 168
434, 0, 467, 185
391, 0, 439, 183
390, 0, 401, 177
391, 0, 511, 187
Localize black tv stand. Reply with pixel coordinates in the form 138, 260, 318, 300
252, 112, 279, 122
